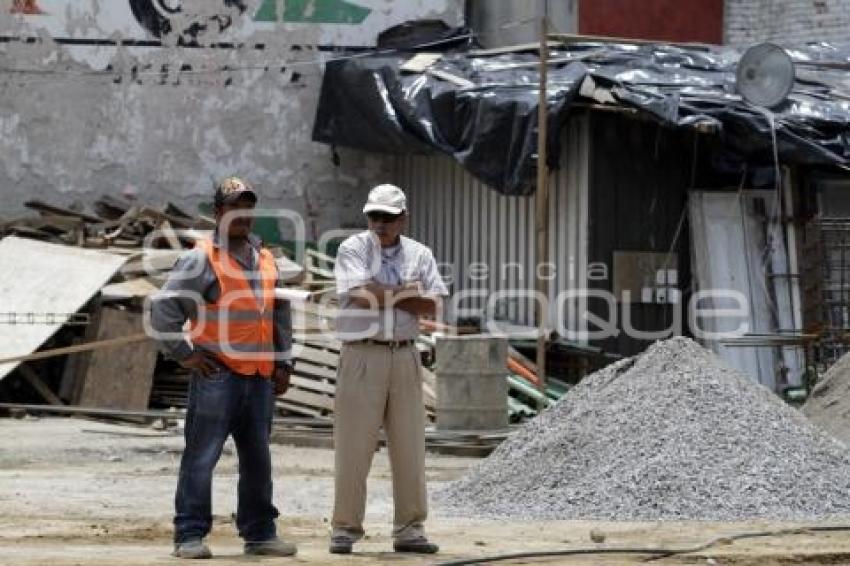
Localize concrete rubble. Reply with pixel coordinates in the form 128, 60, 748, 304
438, 337, 850, 520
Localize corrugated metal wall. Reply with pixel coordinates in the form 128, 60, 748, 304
394, 115, 589, 335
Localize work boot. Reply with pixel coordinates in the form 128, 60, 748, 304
172, 539, 212, 559
328, 534, 354, 554
393, 536, 439, 554
244, 537, 298, 557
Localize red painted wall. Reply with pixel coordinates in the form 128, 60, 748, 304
579, 0, 724, 44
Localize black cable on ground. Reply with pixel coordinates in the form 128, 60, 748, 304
435, 525, 850, 566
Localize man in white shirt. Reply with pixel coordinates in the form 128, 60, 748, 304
330, 184, 448, 555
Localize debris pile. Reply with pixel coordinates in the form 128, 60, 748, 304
0, 196, 574, 429
0, 196, 321, 418
438, 337, 850, 520
803, 351, 850, 446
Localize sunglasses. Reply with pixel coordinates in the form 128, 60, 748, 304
366, 211, 403, 223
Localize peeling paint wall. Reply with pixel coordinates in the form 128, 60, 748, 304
0, 0, 462, 237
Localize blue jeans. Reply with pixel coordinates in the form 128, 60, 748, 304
174, 369, 279, 543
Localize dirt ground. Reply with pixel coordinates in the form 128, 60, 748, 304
2, 417, 850, 565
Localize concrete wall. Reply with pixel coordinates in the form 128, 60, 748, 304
725, 0, 850, 47
0, 0, 462, 238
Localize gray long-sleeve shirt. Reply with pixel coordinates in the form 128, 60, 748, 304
148, 233, 293, 370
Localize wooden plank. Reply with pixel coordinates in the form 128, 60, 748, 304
0, 402, 332, 426
549, 31, 708, 48
302, 338, 343, 352
426, 68, 475, 88
0, 332, 149, 366
136, 205, 196, 230
290, 375, 336, 396
275, 400, 324, 418
306, 247, 337, 266
480, 55, 591, 73
24, 199, 103, 223
425, 443, 494, 458
71, 299, 103, 405
401, 52, 442, 73
294, 344, 340, 368
18, 364, 64, 405
77, 308, 158, 411
469, 40, 562, 56
282, 387, 335, 412
293, 361, 338, 382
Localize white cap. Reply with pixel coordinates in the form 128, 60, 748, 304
363, 183, 407, 215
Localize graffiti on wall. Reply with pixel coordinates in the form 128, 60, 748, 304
254, 0, 371, 23
128, 0, 372, 39
3, 0, 451, 48
128, 0, 248, 39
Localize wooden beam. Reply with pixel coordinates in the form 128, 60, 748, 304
18, 365, 64, 405
535, 15, 550, 403
0, 333, 150, 365
0, 402, 332, 426
294, 344, 340, 368
547, 32, 709, 49
290, 375, 336, 396
293, 361, 338, 382
469, 40, 562, 57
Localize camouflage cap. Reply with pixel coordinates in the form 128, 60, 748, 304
214, 176, 257, 207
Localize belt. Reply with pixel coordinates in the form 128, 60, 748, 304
358, 338, 415, 350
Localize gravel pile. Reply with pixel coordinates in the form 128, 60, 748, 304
437, 337, 850, 520
803, 351, 850, 447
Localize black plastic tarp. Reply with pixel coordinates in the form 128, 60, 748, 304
313, 41, 850, 195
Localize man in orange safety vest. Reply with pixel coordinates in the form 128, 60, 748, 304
149, 177, 296, 559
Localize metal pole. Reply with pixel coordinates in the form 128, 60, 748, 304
535, 13, 549, 401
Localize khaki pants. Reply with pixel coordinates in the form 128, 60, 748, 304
331, 341, 427, 541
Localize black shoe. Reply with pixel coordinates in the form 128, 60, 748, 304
329, 535, 353, 554
244, 537, 297, 557
393, 537, 439, 554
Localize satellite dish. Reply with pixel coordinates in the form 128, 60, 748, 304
736, 43, 795, 108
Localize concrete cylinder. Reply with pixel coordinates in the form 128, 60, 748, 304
435, 335, 509, 431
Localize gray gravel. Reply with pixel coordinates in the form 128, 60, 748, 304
804, 351, 850, 447
437, 337, 850, 520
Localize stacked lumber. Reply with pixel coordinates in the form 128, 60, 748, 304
279, 332, 438, 421
0, 197, 222, 413
0, 195, 576, 428
0, 197, 215, 248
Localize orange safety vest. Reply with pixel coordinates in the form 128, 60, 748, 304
189, 239, 278, 377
